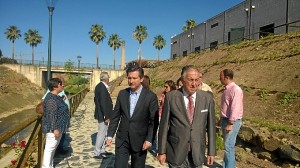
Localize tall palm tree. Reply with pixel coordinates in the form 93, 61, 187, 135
153, 35, 166, 61
24, 29, 42, 64
4, 26, 21, 60
108, 34, 121, 69
133, 25, 148, 67
183, 19, 197, 53
182, 19, 196, 32
89, 24, 106, 69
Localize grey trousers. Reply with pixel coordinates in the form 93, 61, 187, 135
168, 152, 203, 168
93, 121, 108, 156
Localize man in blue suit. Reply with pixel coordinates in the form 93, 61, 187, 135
106, 66, 159, 168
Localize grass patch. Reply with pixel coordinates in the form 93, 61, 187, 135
239, 84, 252, 93
259, 89, 269, 101
150, 78, 165, 90
278, 92, 300, 105
250, 118, 299, 134
236, 150, 248, 162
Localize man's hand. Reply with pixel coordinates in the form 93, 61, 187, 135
157, 154, 166, 165
104, 118, 110, 125
106, 139, 112, 146
207, 156, 215, 165
225, 124, 233, 132
142, 141, 151, 151
53, 129, 60, 138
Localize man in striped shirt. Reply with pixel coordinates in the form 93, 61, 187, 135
219, 69, 243, 168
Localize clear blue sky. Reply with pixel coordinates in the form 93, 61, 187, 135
0, 0, 244, 67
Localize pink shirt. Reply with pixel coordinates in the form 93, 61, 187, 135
221, 82, 243, 121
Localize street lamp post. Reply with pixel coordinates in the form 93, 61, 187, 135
77, 55, 82, 88
45, 0, 58, 81
188, 30, 194, 54
77, 55, 82, 72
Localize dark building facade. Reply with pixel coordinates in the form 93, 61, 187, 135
170, 0, 300, 59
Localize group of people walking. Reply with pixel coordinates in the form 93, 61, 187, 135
41, 65, 243, 168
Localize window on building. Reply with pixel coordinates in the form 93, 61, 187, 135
210, 41, 218, 50
259, 24, 274, 38
228, 27, 245, 45
183, 51, 188, 57
211, 23, 219, 28
195, 46, 201, 53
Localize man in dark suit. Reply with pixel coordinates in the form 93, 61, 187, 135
106, 66, 158, 168
157, 65, 216, 168
93, 71, 113, 159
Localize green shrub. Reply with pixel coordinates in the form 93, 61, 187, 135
150, 78, 165, 89
216, 131, 224, 150
259, 89, 269, 101
1, 57, 18, 64
278, 92, 300, 105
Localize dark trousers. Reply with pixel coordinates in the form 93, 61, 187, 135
115, 137, 147, 168
57, 132, 66, 150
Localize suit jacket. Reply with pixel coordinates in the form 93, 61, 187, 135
158, 88, 216, 166
107, 87, 159, 152
94, 82, 113, 122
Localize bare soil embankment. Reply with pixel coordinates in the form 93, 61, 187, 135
149, 32, 300, 167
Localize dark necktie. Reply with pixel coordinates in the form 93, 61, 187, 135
187, 95, 194, 123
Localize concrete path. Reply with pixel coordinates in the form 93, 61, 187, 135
53, 91, 223, 168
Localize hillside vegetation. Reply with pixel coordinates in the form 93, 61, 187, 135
149, 31, 300, 144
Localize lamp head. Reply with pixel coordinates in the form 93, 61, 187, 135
45, 0, 58, 8
77, 55, 82, 61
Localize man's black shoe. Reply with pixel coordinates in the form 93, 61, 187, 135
101, 151, 113, 155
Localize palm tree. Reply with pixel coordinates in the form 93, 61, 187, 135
4, 26, 21, 60
133, 25, 148, 67
89, 24, 106, 69
24, 29, 42, 64
182, 19, 196, 32
183, 19, 197, 53
153, 35, 166, 61
108, 34, 121, 69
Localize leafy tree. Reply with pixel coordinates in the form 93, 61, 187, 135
89, 24, 106, 69
64, 59, 74, 78
24, 29, 42, 64
108, 34, 121, 69
4, 26, 21, 59
133, 25, 148, 67
182, 19, 196, 32
153, 35, 166, 61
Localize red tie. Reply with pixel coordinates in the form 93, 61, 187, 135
187, 95, 194, 123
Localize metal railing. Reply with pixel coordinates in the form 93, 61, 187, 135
0, 87, 89, 167
1, 59, 122, 70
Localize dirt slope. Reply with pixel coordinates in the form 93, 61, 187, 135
0, 66, 44, 118
149, 31, 300, 167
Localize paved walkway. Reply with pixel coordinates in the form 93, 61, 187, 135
53, 92, 223, 168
